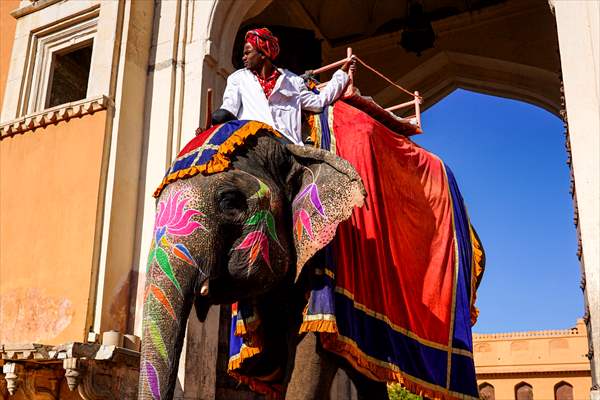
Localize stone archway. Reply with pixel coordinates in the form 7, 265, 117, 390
200, 0, 274, 98
181, 1, 598, 398
375, 50, 561, 116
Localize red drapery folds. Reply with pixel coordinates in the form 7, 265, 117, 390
301, 101, 484, 399
224, 100, 484, 399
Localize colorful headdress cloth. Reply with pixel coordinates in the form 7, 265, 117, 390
245, 28, 280, 61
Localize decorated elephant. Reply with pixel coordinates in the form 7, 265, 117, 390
137, 119, 380, 399
139, 99, 484, 400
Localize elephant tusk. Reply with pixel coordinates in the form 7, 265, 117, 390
200, 279, 209, 296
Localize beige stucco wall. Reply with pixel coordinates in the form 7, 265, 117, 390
474, 320, 592, 400
478, 375, 591, 400
0, 111, 108, 345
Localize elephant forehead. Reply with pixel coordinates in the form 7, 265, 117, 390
169, 171, 257, 199
163, 171, 284, 216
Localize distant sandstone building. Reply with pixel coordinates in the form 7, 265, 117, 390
474, 320, 591, 400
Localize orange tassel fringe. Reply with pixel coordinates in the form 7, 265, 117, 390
154, 121, 281, 198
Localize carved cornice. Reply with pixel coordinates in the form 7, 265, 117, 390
10, 0, 66, 19
1, 343, 54, 361
1, 342, 139, 399
477, 369, 591, 379
0, 95, 112, 139
473, 324, 585, 340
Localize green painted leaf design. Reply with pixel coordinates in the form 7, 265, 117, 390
155, 247, 182, 294
148, 318, 169, 362
265, 212, 278, 242
246, 210, 267, 225
250, 180, 270, 200
146, 248, 156, 274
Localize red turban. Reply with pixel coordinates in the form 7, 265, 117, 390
245, 28, 280, 61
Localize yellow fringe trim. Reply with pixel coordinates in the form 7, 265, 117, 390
153, 121, 281, 198
299, 319, 338, 334
227, 344, 262, 371
307, 114, 321, 148
469, 225, 485, 325
321, 333, 478, 400
327, 104, 337, 154
234, 314, 260, 337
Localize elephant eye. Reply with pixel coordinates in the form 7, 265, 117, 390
218, 190, 247, 213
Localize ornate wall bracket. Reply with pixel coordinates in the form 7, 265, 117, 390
1, 342, 140, 399
2, 362, 21, 396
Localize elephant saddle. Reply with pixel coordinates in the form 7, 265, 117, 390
228, 99, 484, 400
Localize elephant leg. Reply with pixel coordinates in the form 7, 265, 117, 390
336, 355, 390, 400
285, 333, 339, 400
138, 251, 198, 400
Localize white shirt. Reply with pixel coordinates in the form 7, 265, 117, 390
220, 68, 349, 145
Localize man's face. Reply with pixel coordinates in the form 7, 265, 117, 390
242, 42, 265, 71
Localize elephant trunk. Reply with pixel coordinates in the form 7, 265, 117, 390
138, 253, 199, 400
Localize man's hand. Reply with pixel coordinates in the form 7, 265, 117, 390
341, 56, 357, 74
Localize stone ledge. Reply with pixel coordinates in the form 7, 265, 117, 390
477, 369, 592, 379
10, 0, 64, 19
0, 342, 139, 398
473, 320, 585, 340
1, 342, 138, 365
0, 95, 113, 139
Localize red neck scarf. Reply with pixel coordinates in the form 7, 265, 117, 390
252, 68, 281, 99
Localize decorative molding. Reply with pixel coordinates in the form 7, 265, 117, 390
1, 343, 53, 361
10, 0, 64, 19
473, 326, 584, 340
477, 369, 592, 379
0, 95, 112, 138
19, 5, 100, 116
22, 368, 62, 400
1, 342, 140, 399
2, 362, 20, 396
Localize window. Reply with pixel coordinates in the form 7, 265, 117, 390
46, 41, 93, 108
554, 381, 574, 400
515, 382, 533, 400
479, 382, 495, 400
17, 6, 99, 115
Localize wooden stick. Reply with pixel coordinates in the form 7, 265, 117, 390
345, 47, 354, 97
205, 88, 213, 130
414, 90, 421, 128
310, 58, 350, 75
385, 99, 417, 112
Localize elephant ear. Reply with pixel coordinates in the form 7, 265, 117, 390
286, 144, 365, 280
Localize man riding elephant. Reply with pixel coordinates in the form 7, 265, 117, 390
213, 28, 356, 145
138, 26, 483, 400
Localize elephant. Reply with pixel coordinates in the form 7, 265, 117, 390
137, 125, 390, 400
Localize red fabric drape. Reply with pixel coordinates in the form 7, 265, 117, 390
332, 101, 456, 344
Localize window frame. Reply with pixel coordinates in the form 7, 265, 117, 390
479, 382, 495, 400
20, 8, 99, 115
554, 381, 574, 400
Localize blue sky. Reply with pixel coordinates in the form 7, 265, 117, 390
412, 89, 583, 334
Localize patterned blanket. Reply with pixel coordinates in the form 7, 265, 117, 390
153, 111, 484, 399
228, 101, 484, 399
154, 120, 281, 198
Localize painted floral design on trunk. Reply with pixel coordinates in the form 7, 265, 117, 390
144, 189, 207, 400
